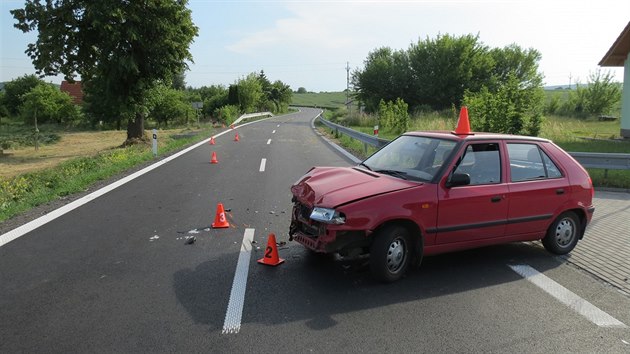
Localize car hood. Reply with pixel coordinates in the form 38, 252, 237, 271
291, 166, 420, 208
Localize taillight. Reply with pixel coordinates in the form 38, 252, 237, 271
588, 177, 594, 199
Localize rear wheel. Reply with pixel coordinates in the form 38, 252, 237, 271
542, 211, 581, 255
370, 225, 413, 282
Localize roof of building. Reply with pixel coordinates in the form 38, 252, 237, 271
599, 21, 630, 67
60, 81, 83, 105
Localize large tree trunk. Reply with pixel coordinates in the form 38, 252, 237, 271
126, 112, 145, 142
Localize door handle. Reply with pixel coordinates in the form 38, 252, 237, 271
556, 189, 565, 195
491, 196, 502, 203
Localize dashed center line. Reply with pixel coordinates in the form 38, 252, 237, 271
267, 139, 271, 145
277, 124, 280, 127
272, 130, 276, 134
259, 158, 267, 172
222, 228, 255, 334
509, 264, 627, 328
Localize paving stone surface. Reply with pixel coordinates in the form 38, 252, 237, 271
561, 190, 630, 296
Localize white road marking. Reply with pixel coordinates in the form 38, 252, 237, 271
0, 132, 218, 247
277, 124, 280, 127
259, 158, 267, 172
0, 117, 280, 248
267, 139, 271, 145
272, 130, 276, 134
222, 228, 255, 334
509, 264, 627, 328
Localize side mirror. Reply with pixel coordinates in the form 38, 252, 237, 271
446, 173, 470, 188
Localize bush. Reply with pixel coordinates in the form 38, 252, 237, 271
214, 105, 240, 124
463, 73, 544, 136
378, 98, 409, 134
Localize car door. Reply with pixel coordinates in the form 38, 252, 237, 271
436, 141, 509, 245
504, 142, 570, 237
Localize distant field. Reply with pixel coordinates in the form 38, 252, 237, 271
290, 91, 348, 109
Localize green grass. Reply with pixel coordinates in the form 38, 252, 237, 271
290, 91, 349, 109
0, 125, 215, 223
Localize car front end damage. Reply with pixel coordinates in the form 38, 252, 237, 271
289, 198, 370, 254
288, 166, 423, 256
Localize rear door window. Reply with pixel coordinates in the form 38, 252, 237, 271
507, 143, 563, 182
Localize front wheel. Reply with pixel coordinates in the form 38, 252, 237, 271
542, 211, 581, 255
370, 225, 413, 282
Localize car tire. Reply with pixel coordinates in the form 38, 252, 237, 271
542, 211, 581, 255
370, 225, 412, 282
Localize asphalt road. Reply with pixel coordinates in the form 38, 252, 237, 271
1, 108, 630, 353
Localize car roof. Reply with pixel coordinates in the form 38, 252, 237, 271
404, 130, 552, 143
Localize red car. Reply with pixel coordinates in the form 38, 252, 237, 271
289, 108, 595, 282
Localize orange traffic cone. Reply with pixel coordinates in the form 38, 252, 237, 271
234, 132, 240, 142
210, 151, 218, 164
452, 106, 472, 135
257, 233, 285, 266
211, 203, 230, 228
209, 136, 215, 145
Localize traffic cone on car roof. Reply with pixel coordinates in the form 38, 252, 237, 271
452, 106, 473, 135
210, 151, 218, 164
211, 203, 230, 228
257, 233, 285, 266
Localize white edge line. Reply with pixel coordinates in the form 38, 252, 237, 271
222, 228, 255, 334
0, 118, 276, 248
508, 264, 627, 328
259, 158, 267, 172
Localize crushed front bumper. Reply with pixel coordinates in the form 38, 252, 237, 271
289, 202, 368, 253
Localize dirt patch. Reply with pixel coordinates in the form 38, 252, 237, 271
0, 131, 127, 179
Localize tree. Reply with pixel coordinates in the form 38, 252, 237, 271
269, 80, 292, 113
352, 47, 411, 112
463, 73, 544, 136
352, 34, 544, 113
1, 74, 42, 116
171, 69, 187, 91
237, 73, 263, 113
583, 69, 621, 116
488, 44, 543, 91
408, 34, 493, 110
11, 0, 198, 143
148, 85, 190, 127
20, 83, 80, 126
296, 87, 307, 94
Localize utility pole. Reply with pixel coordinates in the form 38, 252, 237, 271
568, 72, 572, 90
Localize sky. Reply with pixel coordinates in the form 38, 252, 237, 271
1, 0, 628, 92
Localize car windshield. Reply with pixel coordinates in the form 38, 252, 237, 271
360, 135, 457, 182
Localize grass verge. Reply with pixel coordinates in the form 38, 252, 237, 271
0, 126, 214, 223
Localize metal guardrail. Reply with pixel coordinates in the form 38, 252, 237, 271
232, 112, 274, 126
317, 115, 630, 174
568, 152, 630, 173
317, 115, 390, 154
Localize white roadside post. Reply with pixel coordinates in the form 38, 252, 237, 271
152, 129, 158, 157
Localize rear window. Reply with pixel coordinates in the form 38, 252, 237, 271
507, 143, 563, 182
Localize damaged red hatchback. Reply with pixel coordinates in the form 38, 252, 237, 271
289, 109, 595, 282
